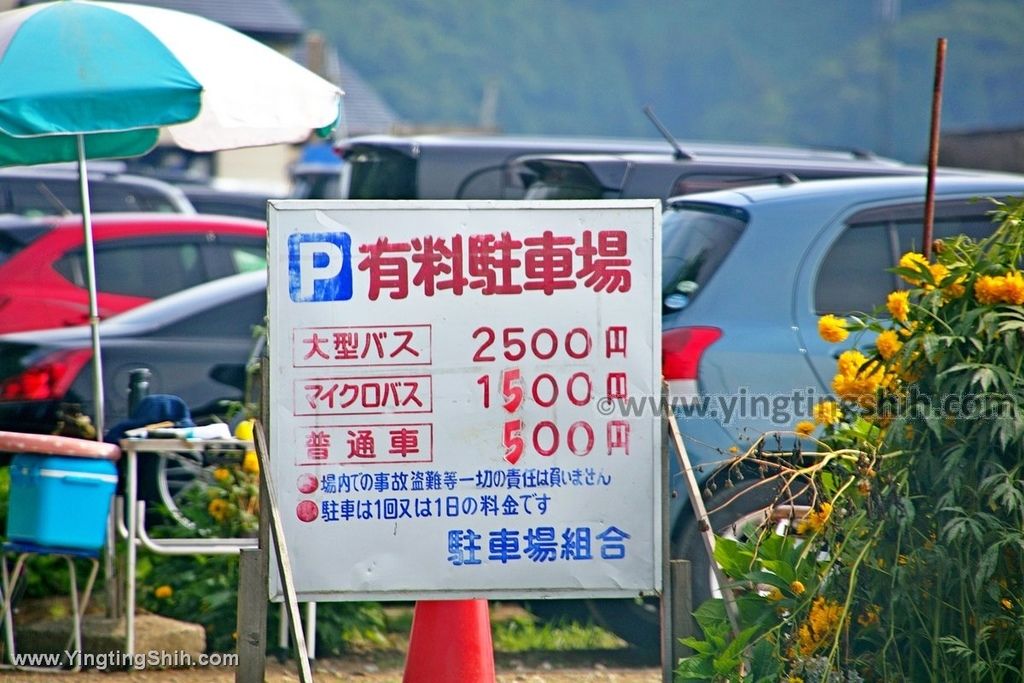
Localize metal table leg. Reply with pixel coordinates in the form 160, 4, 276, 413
126, 448, 137, 657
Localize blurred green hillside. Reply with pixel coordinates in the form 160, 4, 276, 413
292, 0, 1024, 163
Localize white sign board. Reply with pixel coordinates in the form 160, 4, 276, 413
267, 200, 661, 601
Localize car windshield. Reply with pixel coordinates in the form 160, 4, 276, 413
661, 201, 748, 314
344, 147, 416, 199
0, 222, 50, 265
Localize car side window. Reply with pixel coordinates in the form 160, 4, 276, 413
229, 246, 267, 273
199, 240, 266, 279
815, 200, 1003, 315
0, 178, 178, 216
814, 222, 895, 315
160, 291, 265, 339
455, 166, 507, 199
54, 239, 206, 299
89, 181, 179, 213
895, 213, 995, 254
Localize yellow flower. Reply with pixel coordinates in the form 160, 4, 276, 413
154, 585, 173, 600
1003, 271, 1024, 305
213, 467, 231, 483
857, 604, 881, 628
1000, 598, 1014, 611
925, 262, 948, 290
887, 290, 910, 322
796, 502, 833, 535
766, 587, 783, 601
818, 314, 849, 343
242, 451, 260, 474
875, 329, 902, 361
789, 580, 806, 595
832, 350, 885, 406
973, 271, 1024, 305
975, 274, 1006, 305
836, 349, 867, 377
793, 597, 844, 658
208, 498, 230, 522
898, 252, 930, 285
795, 421, 815, 437
812, 400, 841, 426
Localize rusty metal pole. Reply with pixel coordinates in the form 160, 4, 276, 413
923, 38, 947, 259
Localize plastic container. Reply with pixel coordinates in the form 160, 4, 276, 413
7, 454, 118, 551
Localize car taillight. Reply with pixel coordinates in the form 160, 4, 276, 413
0, 349, 91, 401
662, 327, 721, 400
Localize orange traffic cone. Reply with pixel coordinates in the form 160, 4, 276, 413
403, 599, 496, 683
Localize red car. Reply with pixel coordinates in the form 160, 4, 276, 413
0, 213, 266, 334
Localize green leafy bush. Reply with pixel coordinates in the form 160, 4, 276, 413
678, 199, 1024, 682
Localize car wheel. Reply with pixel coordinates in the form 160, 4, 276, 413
585, 475, 808, 659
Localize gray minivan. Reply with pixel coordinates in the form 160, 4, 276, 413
331, 134, 927, 205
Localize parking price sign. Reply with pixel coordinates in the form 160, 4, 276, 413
267, 200, 661, 601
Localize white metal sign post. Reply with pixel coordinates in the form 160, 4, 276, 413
267, 200, 661, 601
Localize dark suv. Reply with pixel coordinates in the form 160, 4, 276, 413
334, 133, 676, 200
516, 146, 925, 204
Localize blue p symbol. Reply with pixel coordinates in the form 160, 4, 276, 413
288, 232, 353, 302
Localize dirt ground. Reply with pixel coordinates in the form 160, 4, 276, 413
0, 600, 664, 681
0, 652, 664, 682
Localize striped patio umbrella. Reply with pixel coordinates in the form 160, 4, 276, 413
0, 0, 342, 435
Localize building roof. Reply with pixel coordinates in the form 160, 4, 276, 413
335, 54, 400, 137
290, 41, 400, 137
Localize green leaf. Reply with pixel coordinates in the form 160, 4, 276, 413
679, 637, 716, 655
743, 569, 791, 591
972, 367, 997, 392
939, 635, 973, 659
996, 320, 1024, 334
674, 652, 717, 679
691, 598, 731, 641
718, 623, 761, 664
975, 543, 1001, 589
747, 638, 783, 683
754, 562, 796, 585
713, 536, 752, 578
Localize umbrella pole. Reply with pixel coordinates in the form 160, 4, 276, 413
77, 134, 105, 440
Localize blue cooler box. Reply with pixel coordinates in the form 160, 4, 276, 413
7, 454, 118, 551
